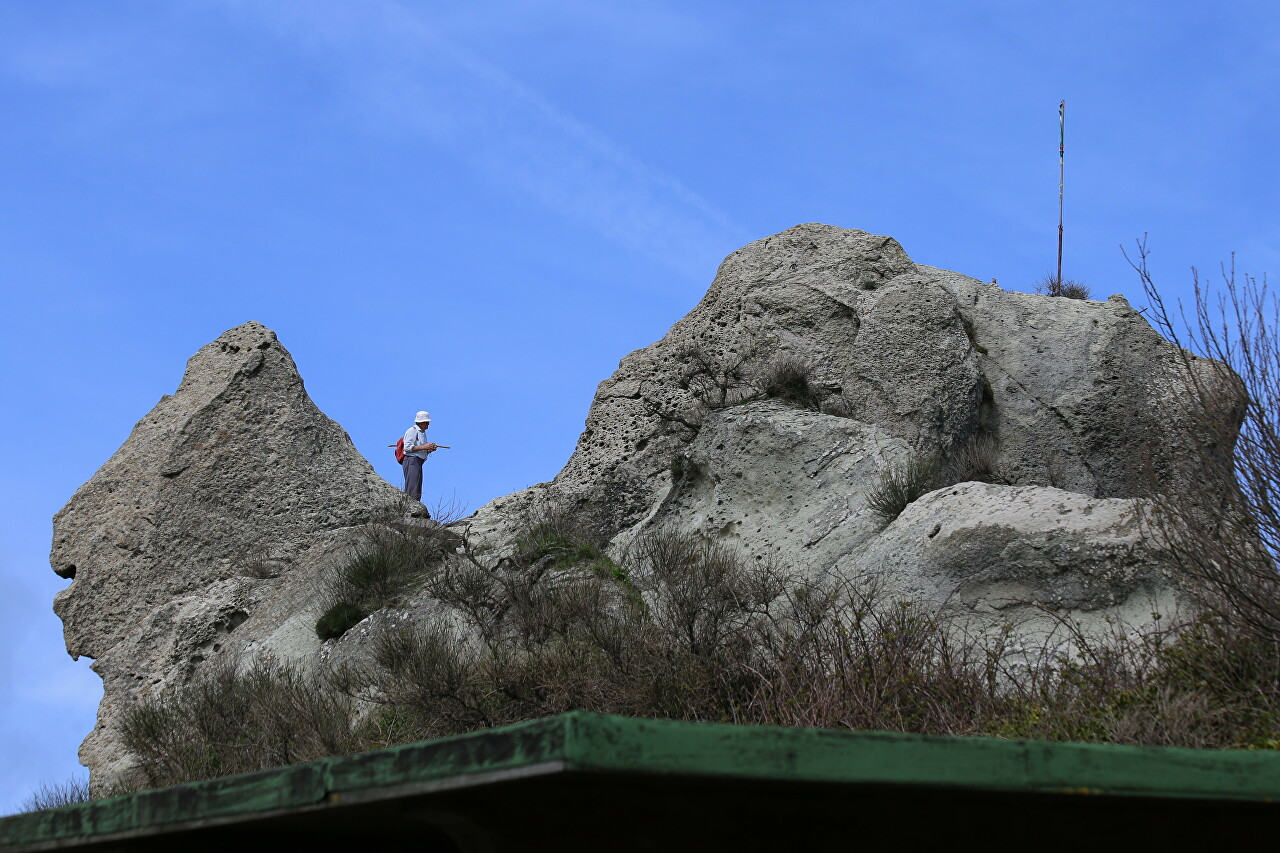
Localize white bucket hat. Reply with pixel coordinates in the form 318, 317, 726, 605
414, 411, 431, 424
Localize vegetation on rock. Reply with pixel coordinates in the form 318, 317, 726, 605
16, 777, 90, 814
314, 516, 458, 640
756, 355, 823, 411
1037, 274, 1092, 300
120, 517, 1280, 792
866, 434, 1004, 523
87, 234, 1280, 799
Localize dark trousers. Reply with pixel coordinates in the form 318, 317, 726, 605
402, 455, 424, 501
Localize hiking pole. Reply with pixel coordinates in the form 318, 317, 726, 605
387, 445, 452, 449
1057, 99, 1065, 287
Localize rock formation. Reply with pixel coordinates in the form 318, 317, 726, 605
51, 321, 406, 788
52, 225, 1221, 790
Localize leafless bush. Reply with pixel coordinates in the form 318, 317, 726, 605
1127, 237, 1280, 640
646, 342, 840, 437
993, 614, 1280, 748
344, 526, 1032, 739
121, 530, 1280, 788
352, 530, 1280, 746
645, 341, 761, 436
121, 501, 1280, 787
237, 545, 289, 580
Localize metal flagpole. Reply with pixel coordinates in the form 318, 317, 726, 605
1057, 100, 1065, 287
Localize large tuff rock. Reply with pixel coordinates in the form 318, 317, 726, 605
848, 483, 1180, 622
51, 322, 405, 790
461, 224, 1215, 630
54, 225, 1222, 790
467, 224, 1212, 545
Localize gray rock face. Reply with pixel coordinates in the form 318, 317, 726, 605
925, 266, 1205, 497
53, 225, 1223, 790
619, 402, 1184, 628
461, 223, 1218, 637
53, 322, 402, 656
51, 322, 405, 789
849, 482, 1180, 622
469, 223, 1211, 540
618, 401, 910, 572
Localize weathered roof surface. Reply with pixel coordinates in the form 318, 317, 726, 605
6, 712, 1280, 851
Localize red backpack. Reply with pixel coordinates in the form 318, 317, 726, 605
392, 436, 406, 463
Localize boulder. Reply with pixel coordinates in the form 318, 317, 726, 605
617, 401, 910, 571
847, 482, 1183, 625
617, 402, 1185, 631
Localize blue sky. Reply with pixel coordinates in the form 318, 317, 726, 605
2, 0, 1277, 812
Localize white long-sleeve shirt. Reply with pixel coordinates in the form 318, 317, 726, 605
403, 425, 431, 460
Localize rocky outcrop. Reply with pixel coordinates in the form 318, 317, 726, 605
53, 322, 403, 657
52, 225, 1225, 790
51, 322, 406, 789
467, 224, 1215, 552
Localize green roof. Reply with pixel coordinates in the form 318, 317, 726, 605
6, 712, 1280, 850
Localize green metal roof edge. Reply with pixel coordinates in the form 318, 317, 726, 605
0, 715, 568, 850
6, 713, 1280, 848
560, 714, 1280, 800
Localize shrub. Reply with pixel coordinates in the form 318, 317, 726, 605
315, 521, 457, 640
756, 355, 822, 410
315, 602, 368, 640
358, 535, 1280, 745
866, 450, 943, 522
645, 341, 762, 437
647, 341, 842, 436
516, 507, 608, 569
669, 453, 692, 481
941, 433, 1004, 485
866, 435, 1005, 523
119, 657, 364, 789
17, 777, 90, 813
123, 527, 1280, 786
1036, 274, 1091, 300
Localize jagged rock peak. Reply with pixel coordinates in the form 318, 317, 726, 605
51, 321, 404, 661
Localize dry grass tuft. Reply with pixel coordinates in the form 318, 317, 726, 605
16, 777, 90, 814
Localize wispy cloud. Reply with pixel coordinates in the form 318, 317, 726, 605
218, 0, 751, 279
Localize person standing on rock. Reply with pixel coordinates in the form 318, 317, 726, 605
402, 411, 438, 504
